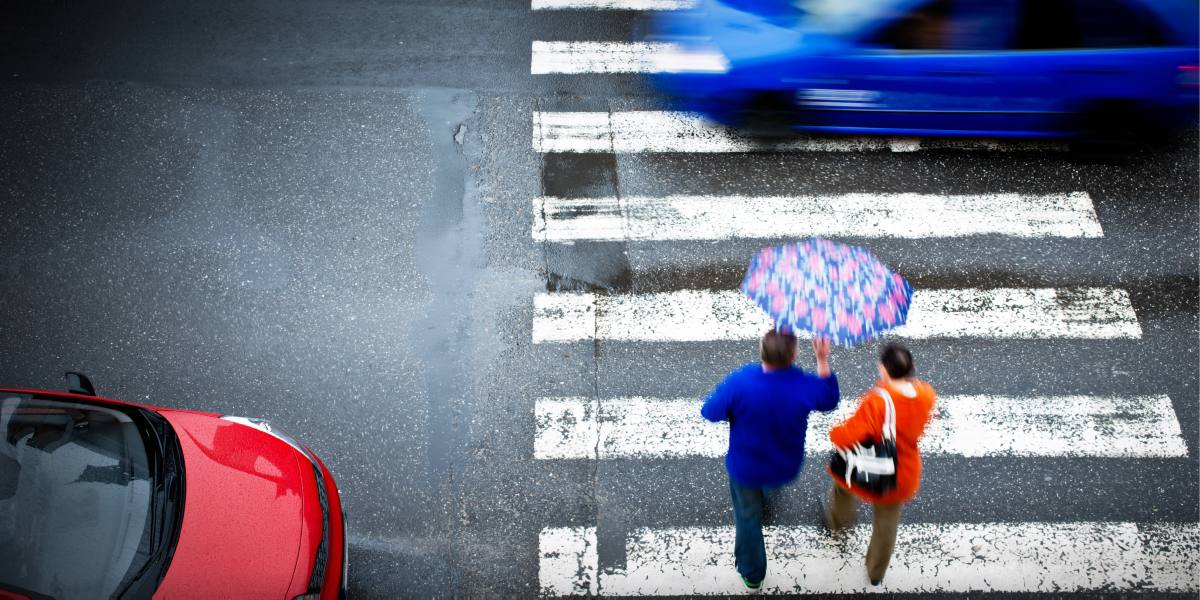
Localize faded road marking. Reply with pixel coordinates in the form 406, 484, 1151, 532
538, 522, 1200, 595
532, 288, 1142, 343
533, 193, 1104, 242
532, 111, 1068, 153
534, 395, 1188, 459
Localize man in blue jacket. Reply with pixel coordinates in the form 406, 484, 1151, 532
701, 329, 839, 591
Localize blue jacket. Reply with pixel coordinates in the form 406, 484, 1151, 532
701, 363, 840, 488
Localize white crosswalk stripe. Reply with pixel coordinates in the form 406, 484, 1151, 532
534, 395, 1189, 459
532, 0, 695, 9
532, 41, 729, 74
533, 193, 1104, 242
532, 41, 664, 75
532, 288, 1142, 343
531, 41, 644, 75
533, 111, 1069, 153
531, 0, 864, 10
539, 523, 1200, 595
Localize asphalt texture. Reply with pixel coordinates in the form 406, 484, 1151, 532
0, 1, 1197, 599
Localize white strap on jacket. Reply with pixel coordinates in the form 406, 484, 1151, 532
876, 387, 896, 443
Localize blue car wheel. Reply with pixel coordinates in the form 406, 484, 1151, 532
739, 91, 801, 139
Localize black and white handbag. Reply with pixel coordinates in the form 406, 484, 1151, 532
829, 387, 898, 495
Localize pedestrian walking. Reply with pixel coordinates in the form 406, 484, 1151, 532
823, 342, 937, 586
701, 330, 840, 591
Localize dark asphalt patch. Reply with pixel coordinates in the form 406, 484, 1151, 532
541, 153, 635, 292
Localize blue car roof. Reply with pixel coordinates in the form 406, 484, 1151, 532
711, 0, 1199, 45
1137, 0, 1200, 45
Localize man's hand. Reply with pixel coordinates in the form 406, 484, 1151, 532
813, 337, 832, 377
812, 337, 830, 361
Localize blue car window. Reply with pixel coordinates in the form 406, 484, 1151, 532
945, 0, 1014, 50
869, 0, 1014, 51
1017, 0, 1165, 49
1070, 0, 1165, 47
1016, 0, 1080, 49
870, 0, 955, 50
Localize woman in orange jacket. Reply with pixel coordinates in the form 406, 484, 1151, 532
824, 342, 937, 586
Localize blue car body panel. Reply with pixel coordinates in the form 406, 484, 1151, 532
652, 0, 1199, 137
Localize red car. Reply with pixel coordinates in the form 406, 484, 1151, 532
0, 374, 347, 600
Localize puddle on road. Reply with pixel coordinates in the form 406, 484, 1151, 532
413, 89, 481, 498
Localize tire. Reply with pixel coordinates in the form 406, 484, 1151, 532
1071, 101, 1148, 155
739, 92, 800, 140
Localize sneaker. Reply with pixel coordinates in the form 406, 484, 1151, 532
741, 575, 762, 592
868, 566, 883, 586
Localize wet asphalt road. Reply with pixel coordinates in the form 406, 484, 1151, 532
1, 1, 1197, 598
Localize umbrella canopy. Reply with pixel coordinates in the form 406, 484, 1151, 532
740, 239, 913, 346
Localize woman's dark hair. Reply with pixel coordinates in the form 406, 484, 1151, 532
760, 329, 798, 368
880, 343, 914, 378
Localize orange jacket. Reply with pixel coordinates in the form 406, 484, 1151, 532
827, 378, 937, 505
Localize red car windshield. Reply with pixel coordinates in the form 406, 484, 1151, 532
0, 394, 154, 599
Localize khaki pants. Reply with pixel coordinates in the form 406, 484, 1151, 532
825, 484, 903, 583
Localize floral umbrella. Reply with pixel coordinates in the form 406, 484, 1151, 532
740, 239, 913, 346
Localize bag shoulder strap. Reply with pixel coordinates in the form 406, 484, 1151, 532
873, 387, 896, 442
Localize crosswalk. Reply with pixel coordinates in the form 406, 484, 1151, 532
531, 41, 730, 74
533, 288, 1142, 342
541, 522, 1200, 595
532, 110, 1068, 153
534, 395, 1189, 460
531, 0, 696, 9
534, 192, 1104, 241
527, 2, 1197, 596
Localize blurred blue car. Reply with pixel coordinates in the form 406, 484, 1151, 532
650, 0, 1199, 141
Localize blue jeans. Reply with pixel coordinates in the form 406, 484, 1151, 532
729, 476, 771, 583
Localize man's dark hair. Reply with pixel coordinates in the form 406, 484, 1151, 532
760, 329, 798, 368
880, 343, 914, 379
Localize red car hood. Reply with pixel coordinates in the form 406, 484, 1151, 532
153, 411, 308, 599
